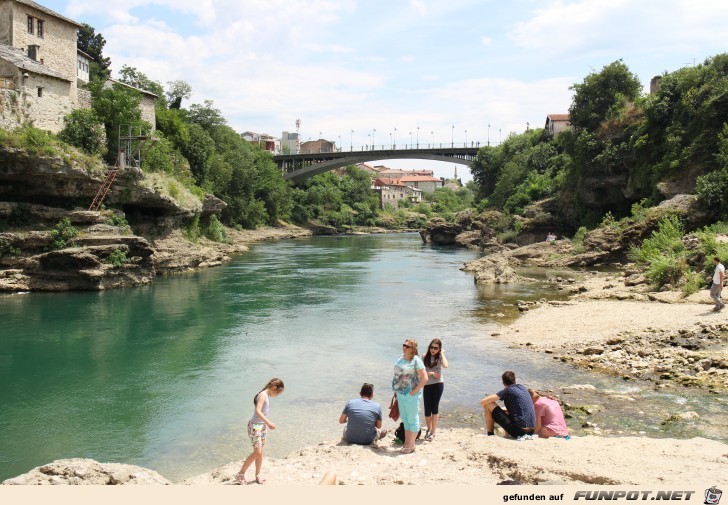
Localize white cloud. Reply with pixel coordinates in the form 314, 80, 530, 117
410, 0, 427, 16
509, 0, 728, 59
481, 36, 492, 46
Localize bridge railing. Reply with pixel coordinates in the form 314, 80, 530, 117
296, 141, 482, 155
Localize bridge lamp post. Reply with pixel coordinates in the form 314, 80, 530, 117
319, 131, 322, 153
372, 128, 376, 150
368, 133, 371, 150
416, 126, 419, 148
338, 135, 342, 152
499, 128, 502, 145
389, 132, 392, 149
465, 129, 468, 148
409, 131, 412, 149
488, 124, 490, 146
451, 125, 454, 148
350, 129, 354, 152
394, 127, 397, 149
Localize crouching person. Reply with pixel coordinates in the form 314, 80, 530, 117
340, 383, 388, 444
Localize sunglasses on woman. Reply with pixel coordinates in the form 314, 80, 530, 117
402, 344, 412, 349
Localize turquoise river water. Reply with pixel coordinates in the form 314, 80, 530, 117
1, 233, 725, 482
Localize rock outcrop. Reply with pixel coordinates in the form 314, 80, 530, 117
0, 148, 205, 219
0, 149, 236, 292
2, 459, 170, 485
0, 231, 155, 292
420, 212, 502, 252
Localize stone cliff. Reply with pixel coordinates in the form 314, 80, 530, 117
0, 148, 228, 292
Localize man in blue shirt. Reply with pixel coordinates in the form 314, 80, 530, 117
480, 371, 536, 438
339, 383, 387, 445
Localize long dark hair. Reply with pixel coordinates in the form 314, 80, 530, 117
423, 338, 442, 368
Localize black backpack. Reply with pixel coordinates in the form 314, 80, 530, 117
394, 422, 422, 443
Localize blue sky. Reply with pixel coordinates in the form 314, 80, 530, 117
42, 0, 728, 181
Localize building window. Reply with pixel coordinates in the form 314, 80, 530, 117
27, 16, 34, 34
37, 20, 44, 38
37, 87, 43, 97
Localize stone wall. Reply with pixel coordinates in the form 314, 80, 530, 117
0, 1, 12, 45
22, 74, 73, 131
0, 88, 24, 130
7, 2, 77, 100
76, 86, 91, 109
140, 94, 156, 131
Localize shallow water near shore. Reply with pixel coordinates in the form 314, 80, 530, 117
1, 233, 725, 482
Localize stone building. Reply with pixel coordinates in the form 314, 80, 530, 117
0, 0, 80, 132
0, 0, 157, 133
373, 178, 422, 209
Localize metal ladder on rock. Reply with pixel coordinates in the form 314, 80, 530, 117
88, 168, 119, 211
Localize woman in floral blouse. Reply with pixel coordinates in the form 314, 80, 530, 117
392, 338, 428, 454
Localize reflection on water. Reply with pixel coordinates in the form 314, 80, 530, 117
0, 234, 725, 482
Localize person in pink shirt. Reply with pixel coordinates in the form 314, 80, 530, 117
528, 389, 569, 439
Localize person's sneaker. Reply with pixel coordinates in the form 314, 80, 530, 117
713, 306, 721, 312
377, 429, 388, 440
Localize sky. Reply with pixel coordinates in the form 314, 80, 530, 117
42, 0, 728, 182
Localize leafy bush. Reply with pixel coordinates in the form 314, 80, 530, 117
104, 213, 129, 227
59, 109, 107, 156
185, 215, 201, 242
0, 238, 21, 258
682, 270, 705, 296
104, 248, 128, 267
204, 215, 229, 243
47, 218, 79, 250
645, 253, 687, 288
571, 226, 588, 253
629, 215, 684, 264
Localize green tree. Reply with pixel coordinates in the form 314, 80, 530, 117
77, 23, 111, 82
181, 123, 215, 186
58, 109, 107, 157
186, 100, 227, 131
569, 60, 642, 132
117, 65, 166, 109
166, 80, 193, 109
89, 81, 146, 164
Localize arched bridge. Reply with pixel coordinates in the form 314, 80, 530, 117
273, 144, 481, 183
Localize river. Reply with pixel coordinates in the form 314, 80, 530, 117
0, 233, 724, 482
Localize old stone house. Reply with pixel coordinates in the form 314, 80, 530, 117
0, 0, 157, 134
0, 0, 80, 132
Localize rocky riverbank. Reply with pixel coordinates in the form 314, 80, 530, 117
5, 428, 726, 485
